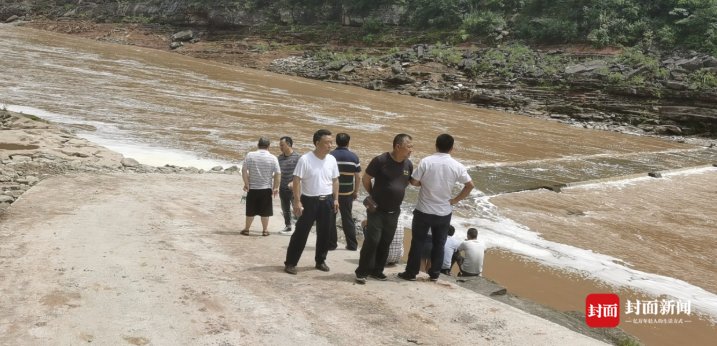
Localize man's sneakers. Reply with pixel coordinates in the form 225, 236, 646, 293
279, 226, 293, 236
284, 265, 297, 275
315, 262, 330, 272
355, 275, 367, 285
397, 272, 416, 281
369, 273, 387, 281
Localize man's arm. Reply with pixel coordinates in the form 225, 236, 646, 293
362, 172, 373, 196
409, 177, 421, 186
450, 181, 475, 206
272, 172, 281, 197
292, 175, 302, 216
241, 162, 249, 192
332, 177, 339, 213
352, 172, 361, 200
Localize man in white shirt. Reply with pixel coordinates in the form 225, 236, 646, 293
457, 228, 485, 277
441, 225, 460, 275
240, 137, 281, 236
399, 134, 474, 281
284, 129, 340, 275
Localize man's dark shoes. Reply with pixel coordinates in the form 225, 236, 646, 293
355, 275, 367, 285
315, 262, 330, 272
430, 275, 439, 282
397, 272, 416, 281
284, 265, 297, 275
369, 273, 387, 281
345, 246, 357, 251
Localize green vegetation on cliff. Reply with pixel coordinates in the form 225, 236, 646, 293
4, 0, 717, 55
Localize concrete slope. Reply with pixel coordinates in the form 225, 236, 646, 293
0, 173, 606, 345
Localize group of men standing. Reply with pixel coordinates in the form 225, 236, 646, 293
239, 129, 475, 283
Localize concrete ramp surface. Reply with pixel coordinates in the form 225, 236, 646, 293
0, 173, 606, 345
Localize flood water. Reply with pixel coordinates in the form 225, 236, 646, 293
2, 25, 716, 325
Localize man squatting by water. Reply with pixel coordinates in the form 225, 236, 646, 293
277, 136, 300, 236
240, 137, 281, 236
329, 132, 361, 251
284, 129, 340, 275
456, 227, 486, 277
355, 134, 414, 284
399, 134, 474, 281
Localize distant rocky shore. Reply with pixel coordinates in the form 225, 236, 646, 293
268, 44, 717, 139
0, 109, 238, 212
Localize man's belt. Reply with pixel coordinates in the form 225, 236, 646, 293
304, 194, 333, 200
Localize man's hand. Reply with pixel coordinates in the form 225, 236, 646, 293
352, 191, 359, 200
243, 185, 249, 192
272, 187, 279, 197
333, 199, 339, 213
293, 202, 303, 217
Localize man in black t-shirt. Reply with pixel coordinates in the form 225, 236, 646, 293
355, 134, 414, 284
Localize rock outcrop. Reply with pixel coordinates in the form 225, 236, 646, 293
0, 109, 238, 211
269, 45, 717, 137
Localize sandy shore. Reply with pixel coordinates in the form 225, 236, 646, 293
0, 173, 608, 345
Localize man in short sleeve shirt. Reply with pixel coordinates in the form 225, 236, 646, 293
354, 134, 413, 284
284, 129, 340, 275
399, 134, 474, 282
240, 137, 281, 236
277, 136, 300, 235
329, 132, 361, 251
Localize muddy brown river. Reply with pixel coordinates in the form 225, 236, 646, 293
2, 25, 716, 335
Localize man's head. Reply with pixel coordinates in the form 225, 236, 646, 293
467, 228, 478, 240
448, 225, 455, 237
279, 136, 293, 155
335, 133, 350, 148
313, 129, 333, 155
436, 133, 454, 153
392, 133, 413, 160
257, 137, 270, 149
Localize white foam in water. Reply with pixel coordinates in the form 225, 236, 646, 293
3, 104, 234, 170
569, 166, 717, 191
438, 190, 717, 321
80, 133, 234, 170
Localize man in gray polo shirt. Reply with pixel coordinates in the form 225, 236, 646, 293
278, 136, 300, 235
240, 137, 281, 236
398, 133, 474, 281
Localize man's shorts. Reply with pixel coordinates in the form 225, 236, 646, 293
246, 188, 273, 217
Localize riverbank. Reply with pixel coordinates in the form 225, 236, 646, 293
4, 102, 715, 345
0, 109, 239, 212
0, 110, 618, 344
